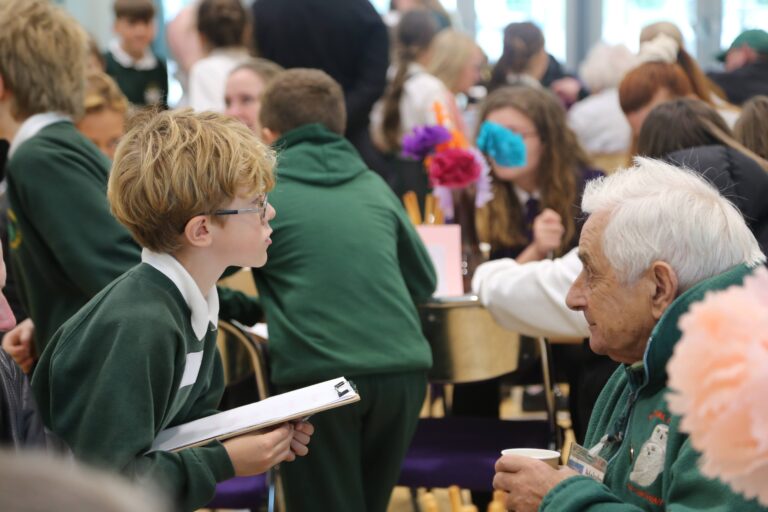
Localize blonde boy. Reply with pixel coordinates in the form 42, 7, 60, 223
31, 109, 313, 511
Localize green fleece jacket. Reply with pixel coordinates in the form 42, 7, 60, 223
6, 121, 261, 353
253, 123, 436, 386
541, 264, 767, 511
32, 264, 234, 511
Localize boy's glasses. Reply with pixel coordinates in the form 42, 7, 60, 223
210, 194, 269, 224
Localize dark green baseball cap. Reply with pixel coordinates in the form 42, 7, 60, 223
717, 29, 768, 61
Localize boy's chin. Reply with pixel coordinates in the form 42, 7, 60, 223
250, 255, 269, 268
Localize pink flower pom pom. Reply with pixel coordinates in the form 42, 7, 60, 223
428, 148, 481, 189
667, 267, 768, 505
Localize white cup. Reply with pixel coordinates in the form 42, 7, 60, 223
500, 448, 561, 468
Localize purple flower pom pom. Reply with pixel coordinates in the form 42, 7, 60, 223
401, 125, 452, 160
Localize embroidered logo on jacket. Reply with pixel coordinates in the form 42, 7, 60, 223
7, 209, 21, 250
629, 424, 669, 487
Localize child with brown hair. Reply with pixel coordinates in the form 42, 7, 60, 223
105, 0, 168, 107
254, 68, 436, 512
32, 108, 313, 511
475, 86, 600, 262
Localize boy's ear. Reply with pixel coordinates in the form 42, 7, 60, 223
182, 215, 214, 248
261, 127, 280, 144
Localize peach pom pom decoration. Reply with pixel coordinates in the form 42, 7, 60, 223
667, 267, 768, 506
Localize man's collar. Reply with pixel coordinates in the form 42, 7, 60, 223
8, 112, 70, 159
640, 263, 753, 389
109, 39, 158, 70
141, 249, 219, 340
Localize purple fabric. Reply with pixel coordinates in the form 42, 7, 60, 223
399, 417, 552, 490
401, 125, 452, 160
207, 474, 268, 509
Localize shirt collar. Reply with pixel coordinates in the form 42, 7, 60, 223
109, 39, 158, 70
8, 112, 70, 159
141, 248, 219, 340
513, 185, 541, 205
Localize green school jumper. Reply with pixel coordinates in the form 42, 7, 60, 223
105, 50, 168, 107
6, 121, 140, 353
32, 263, 234, 511
253, 124, 436, 512
541, 264, 767, 511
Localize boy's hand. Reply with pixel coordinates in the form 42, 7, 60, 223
224, 422, 302, 476
289, 421, 314, 457
2, 318, 36, 373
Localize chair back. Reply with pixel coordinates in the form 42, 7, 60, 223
211, 320, 281, 512
399, 299, 562, 493
217, 320, 271, 404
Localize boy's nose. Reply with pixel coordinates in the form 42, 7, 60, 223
0, 293, 17, 331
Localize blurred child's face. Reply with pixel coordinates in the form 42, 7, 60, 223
215, 189, 276, 268
76, 108, 125, 161
114, 18, 155, 59
225, 69, 266, 136
456, 47, 484, 94
486, 106, 542, 192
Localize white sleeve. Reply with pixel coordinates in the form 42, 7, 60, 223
188, 60, 225, 113
471, 248, 589, 339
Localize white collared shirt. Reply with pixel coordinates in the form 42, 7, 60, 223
108, 39, 158, 70
513, 185, 541, 206
8, 112, 71, 159
141, 249, 219, 340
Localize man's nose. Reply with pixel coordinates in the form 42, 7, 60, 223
565, 272, 586, 312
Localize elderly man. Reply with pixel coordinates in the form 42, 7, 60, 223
493, 158, 767, 511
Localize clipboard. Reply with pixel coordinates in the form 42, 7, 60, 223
149, 377, 359, 453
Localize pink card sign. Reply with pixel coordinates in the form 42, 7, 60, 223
415, 225, 463, 297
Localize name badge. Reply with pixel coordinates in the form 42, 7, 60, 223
179, 351, 203, 388
568, 443, 607, 482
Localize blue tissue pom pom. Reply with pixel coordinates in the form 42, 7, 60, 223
476, 121, 527, 167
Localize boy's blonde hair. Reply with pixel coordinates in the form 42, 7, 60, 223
109, 109, 275, 254
0, 0, 87, 119
83, 71, 129, 118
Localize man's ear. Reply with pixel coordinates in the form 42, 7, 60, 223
261, 127, 280, 144
182, 215, 214, 248
649, 261, 678, 321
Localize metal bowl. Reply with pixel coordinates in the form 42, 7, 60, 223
419, 295, 520, 383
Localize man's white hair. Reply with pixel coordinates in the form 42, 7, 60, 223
582, 157, 766, 291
